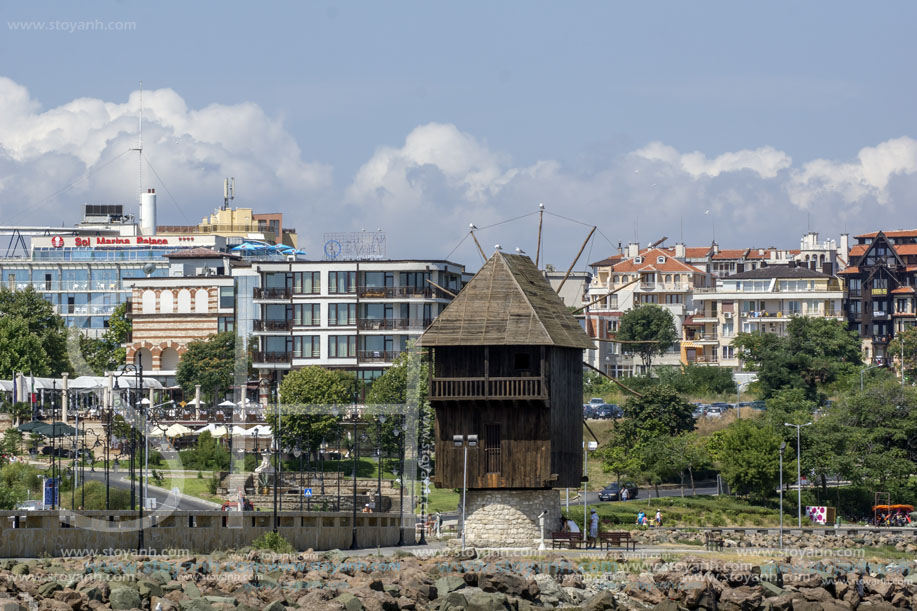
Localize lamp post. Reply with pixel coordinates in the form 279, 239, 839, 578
784, 422, 812, 528
350, 406, 360, 550
779, 441, 786, 548
272, 380, 280, 533
376, 415, 386, 512
320, 439, 327, 496
294, 446, 303, 511
453, 434, 478, 553
394, 417, 406, 546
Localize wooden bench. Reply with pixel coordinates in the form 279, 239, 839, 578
550, 531, 583, 549
705, 531, 724, 551
599, 531, 636, 551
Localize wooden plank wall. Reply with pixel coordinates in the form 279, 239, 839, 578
433, 402, 550, 489
549, 347, 584, 488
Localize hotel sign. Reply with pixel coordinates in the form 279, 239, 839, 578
35, 234, 212, 249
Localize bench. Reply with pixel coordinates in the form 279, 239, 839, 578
705, 531, 724, 551
599, 531, 636, 551
550, 531, 583, 549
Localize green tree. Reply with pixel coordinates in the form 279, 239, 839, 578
2, 428, 23, 455
734, 317, 861, 400
178, 430, 230, 471
0, 317, 52, 378
709, 419, 781, 500
888, 326, 917, 383
176, 332, 235, 405
617, 305, 678, 372
272, 366, 356, 461
366, 350, 433, 457
617, 385, 695, 446
2, 401, 32, 427
0, 286, 71, 376
79, 302, 132, 374
597, 443, 641, 486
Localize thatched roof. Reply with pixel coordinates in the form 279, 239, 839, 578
419, 251, 595, 349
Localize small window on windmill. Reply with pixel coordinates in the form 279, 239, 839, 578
514, 352, 531, 371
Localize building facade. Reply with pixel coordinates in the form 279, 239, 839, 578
841, 230, 917, 365
251, 259, 468, 386
688, 263, 845, 369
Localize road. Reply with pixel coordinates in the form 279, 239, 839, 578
574, 485, 720, 506
82, 471, 220, 511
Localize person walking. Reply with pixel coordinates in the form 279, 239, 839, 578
655, 509, 663, 527
588, 508, 599, 549
620, 486, 629, 502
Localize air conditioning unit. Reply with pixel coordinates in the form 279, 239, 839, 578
724, 312, 733, 319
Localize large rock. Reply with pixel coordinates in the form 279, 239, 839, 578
261, 601, 285, 611
463, 590, 511, 611
532, 575, 566, 603
331, 593, 363, 611
581, 590, 618, 611
433, 576, 465, 597
37, 582, 63, 598
718, 585, 763, 610
109, 587, 141, 610
179, 599, 216, 611
623, 579, 664, 606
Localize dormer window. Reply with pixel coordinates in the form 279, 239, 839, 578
657, 256, 666, 264
634, 256, 643, 264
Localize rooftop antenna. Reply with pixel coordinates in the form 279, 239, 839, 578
223, 177, 235, 210
130, 81, 143, 209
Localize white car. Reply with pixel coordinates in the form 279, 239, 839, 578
705, 407, 723, 418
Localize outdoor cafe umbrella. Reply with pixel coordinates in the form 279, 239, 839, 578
34, 422, 77, 438
164, 423, 193, 438
18, 420, 46, 433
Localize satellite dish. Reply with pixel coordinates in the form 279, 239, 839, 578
142, 263, 156, 277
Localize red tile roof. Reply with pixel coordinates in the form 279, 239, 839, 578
892, 287, 916, 294
684, 247, 713, 258
854, 229, 917, 239
849, 244, 868, 257
610, 248, 705, 274
895, 244, 917, 255
589, 255, 625, 267
837, 267, 859, 275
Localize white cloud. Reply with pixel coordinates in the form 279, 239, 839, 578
633, 142, 792, 179
0, 77, 331, 230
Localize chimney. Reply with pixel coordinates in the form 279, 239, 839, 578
712, 241, 719, 255
675, 243, 686, 259
627, 242, 640, 258
769, 248, 777, 261
840, 233, 849, 258
822, 261, 833, 275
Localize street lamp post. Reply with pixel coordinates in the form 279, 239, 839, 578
784, 422, 812, 528
350, 408, 360, 550
395, 417, 406, 546
453, 434, 478, 553
860, 363, 880, 391
779, 441, 786, 548
294, 446, 303, 511
272, 381, 280, 533
376, 415, 386, 512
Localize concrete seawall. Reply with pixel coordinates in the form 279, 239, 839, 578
0, 510, 414, 557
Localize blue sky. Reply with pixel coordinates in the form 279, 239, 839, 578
2, 1, 916, 266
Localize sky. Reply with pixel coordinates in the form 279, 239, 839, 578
2, 1, 917, 270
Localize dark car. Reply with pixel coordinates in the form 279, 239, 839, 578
598, 482, 638, 501
41, 446, 73, 458
595, 404, 621, 419
750, 401, 766, 411
583, 405, 597, 419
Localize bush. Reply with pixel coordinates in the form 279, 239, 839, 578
251, 531, 294, 553
208, 473, 220, 495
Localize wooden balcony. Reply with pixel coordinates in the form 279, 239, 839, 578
253, 287, 291, 300
252, 351, 292, 364
430, 376, 547, 401
356, 318, 433, 331
252, 319, 292, 332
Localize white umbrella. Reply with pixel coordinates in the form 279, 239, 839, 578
164, 423, 193, 438
218, 400, 236, 408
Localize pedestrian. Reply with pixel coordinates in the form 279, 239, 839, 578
588, 508, 599, 549
620, 486, 629, 502
636, 511, 645, 526
566, 517, 580, 533
655, 509, 662, 527
435, 512, 443, 537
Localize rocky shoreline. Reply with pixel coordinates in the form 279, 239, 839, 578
0, 550, 915, 610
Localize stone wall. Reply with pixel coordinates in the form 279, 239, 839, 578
463, 489, 561, 547
0, 510, 413, 557
635, 527, 917, 552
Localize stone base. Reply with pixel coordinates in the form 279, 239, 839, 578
463, 489, 561, 548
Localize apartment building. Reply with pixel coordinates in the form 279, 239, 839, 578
585, 246, 707, 376
688, 263, 845, 369
840, 229, 917, 365
250, 259, 468, 386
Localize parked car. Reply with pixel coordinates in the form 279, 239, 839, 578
588, 398, 606, 406
583, 405, 597, 419
14, 500, 44, 511
598, 482, 639, 502
750, 401, 766, 411
705, 407, 724, 418
594, 404, 621, 419
41, 446, 73, 458
221, 499, 254, 511
692, 406, 706, 419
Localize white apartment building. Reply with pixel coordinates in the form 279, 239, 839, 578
251, 259, 468, 387
585, 246, 707, 377
688, 263, 845, 369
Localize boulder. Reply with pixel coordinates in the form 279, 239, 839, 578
109, 587, 141, 610
11, 565, 29, 577
532, 575, 565, 603
623, 580, 664, 606
581, 590, 618, 611
179, 599, 216, 611
718, 585, 763, 610
463, 590, 510, 611
0, 601, 21, 611
261, 601, 285, 611
138, 580, 163, 599
437, 592, 469, 611
37, 583, 63, 598
433, 576, 465, 597
331, 593, 363, 611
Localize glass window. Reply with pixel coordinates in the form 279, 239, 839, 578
218, 316, 235, 333
329, 271, 356, 294
219, 286, 234, 309
292, 336, 320, 358
264, 272, 289, 289
328, 335, 356, 358
293, 271, 321, 294
328, 303, 356, 326
293, 304, 320, 326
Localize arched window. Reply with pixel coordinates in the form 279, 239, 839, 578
135, 348, 153, 370
142, 290, 156, 314
195, 289, 209, 314
177, 289, 192, 313
160, 347, 180, 370
160, 291, 174, 314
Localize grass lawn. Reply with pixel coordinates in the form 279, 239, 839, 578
157, 477, 223, 504
564, 495, 788, 530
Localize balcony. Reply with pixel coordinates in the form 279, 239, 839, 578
252, 319, 292, 332
430, 376, 547, 401
687, 332, 718, 343
357, 286, 434, 299
690, 355, 719, 364
253, 287, 291, 300
357, 318, 434, 331
252, 351, 292, 364
358, 350, 402, 363
638, 282, 656, 291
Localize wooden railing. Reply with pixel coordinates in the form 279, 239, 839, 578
253, 319, 292, 332
431, 376, 546, 400
356, 318, 433, 331
357, 286, 434, 299
252, 351, 292, 364
253, 287, 292, 300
